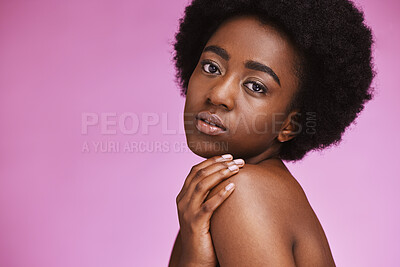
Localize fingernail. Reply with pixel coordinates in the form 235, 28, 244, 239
233, 159, 244, 166
216, 154, 233, 162
221, 154, 233, 160
228, 165, 239, 171
225, 183, 235, 191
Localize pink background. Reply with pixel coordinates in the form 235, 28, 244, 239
0, 0, 399, 266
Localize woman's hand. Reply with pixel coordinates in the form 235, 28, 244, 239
175, 154, 245, 267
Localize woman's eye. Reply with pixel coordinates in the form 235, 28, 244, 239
244, 81, 267, 93
201, 61, 221, 75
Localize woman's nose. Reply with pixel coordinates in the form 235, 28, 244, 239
206, 76, 236, 110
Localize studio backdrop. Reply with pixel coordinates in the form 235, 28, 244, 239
0, 0, 399, 266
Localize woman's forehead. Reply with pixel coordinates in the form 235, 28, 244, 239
204, 16, 297, 65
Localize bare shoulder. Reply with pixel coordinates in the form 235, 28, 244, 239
206, 159, 310, 224
205, 159, 336, 266
206, 160, 310, 237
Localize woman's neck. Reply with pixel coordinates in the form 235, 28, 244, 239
244, 140, 282, 165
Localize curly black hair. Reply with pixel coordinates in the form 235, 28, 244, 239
172, 0, 375, 161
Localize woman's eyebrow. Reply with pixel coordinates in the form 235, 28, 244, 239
203, 45, 230, 61
245, 60, 281, 87
202, 45, 281, 87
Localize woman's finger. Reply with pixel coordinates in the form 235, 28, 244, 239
184, 160, 237, 198
188, 160, 243, 207
198, 182, 236, 220
176, 154, 233, 202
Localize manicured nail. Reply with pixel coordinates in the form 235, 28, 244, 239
228, 165, 239, 171
233, 159, 244, 166
221, 154, 233, 160
225, 183, 235, 191
216, 154, 233, 162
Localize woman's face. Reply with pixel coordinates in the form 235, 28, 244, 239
184, 15, 300, 163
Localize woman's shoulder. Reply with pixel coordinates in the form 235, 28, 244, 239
206, 158, 312, 237
234, 159, 305, 197
207, 158, 311, 217
206, 159, 336, 266
204, 160, 315, 265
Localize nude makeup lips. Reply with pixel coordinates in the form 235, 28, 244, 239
195, 111, 227, 136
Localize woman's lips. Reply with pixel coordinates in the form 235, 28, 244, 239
195, 111, 227, 136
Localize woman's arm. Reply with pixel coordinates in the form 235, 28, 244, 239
169, 230, 214, 267
168, 230, 182, 267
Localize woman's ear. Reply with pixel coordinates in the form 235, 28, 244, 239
277, 110, 301, 142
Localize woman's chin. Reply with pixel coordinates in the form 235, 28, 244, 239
186, 139, 230, 158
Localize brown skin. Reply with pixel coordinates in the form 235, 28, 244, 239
169, 15, 335, 266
